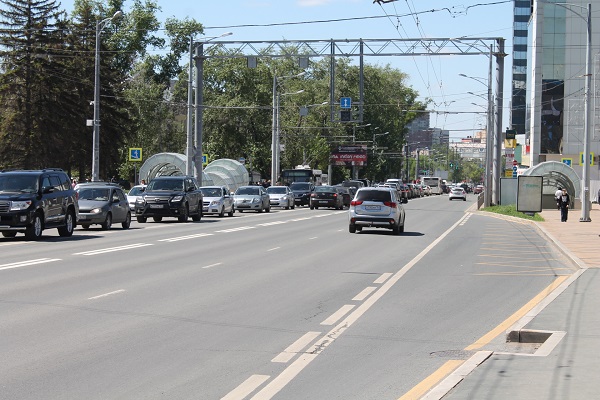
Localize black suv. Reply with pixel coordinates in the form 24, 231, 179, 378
0, 169, 78, 240
135, 176, 203, 223
290, 182, 315, 207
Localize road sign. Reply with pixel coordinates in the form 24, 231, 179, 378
202, 154, 208, 166
129, 148, 142, 162
340, 110, 351, 122
513, 159, 518, 166
579, 152, 595, 166
561, 158, 572, 167
340, 97, 352, 109
512, 165, 518, 178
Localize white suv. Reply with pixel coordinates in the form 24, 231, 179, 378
348, 187, 406, 234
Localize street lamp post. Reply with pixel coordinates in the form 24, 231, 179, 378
271, 72, 305, 183
91, 10, 122, 182
188, 32, 233, 185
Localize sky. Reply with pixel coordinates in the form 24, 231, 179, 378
59, 0, 514, 140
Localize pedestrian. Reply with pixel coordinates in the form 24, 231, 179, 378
555, 187, 563, 209
558, 188, 570, 222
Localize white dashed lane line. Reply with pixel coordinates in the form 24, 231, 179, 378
0, 258, 61, 271
73, 243, 153, 256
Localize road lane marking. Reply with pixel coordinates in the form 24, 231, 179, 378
158, 233, 213, 242
267, 247, 280, 252
374, 272, 393, 284
257, 221, 286, 226
88, 289, 125, 300
465, 275, 569, 351
309, 237, 318, 240
352, 286, 377, 301
236, 213, 471, 400
400, 359, 464, 400
0, 258, 61, 271
290, 217, 311, 221
271, 331, 321, 363
222, 375, 270, 400
216, 226, 255, 233
320, 304, 355, 326
73, 243, 153, 256
202, 263, 223, 269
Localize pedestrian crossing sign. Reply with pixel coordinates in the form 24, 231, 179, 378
579, 152, 594, 166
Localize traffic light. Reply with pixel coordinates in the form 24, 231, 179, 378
340, 110, 351, 122
449, 162, 454, 168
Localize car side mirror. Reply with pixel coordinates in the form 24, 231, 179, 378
43, 186, 55, 194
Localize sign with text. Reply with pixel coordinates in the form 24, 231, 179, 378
330, 145, 368, 166
517, 175, 543, 213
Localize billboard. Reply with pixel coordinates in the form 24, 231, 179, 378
330, 145, 368, 166
541, 79, 563, 154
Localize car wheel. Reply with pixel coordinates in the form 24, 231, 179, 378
356, 226, 362, 232
153, 216, 163, 222
265, 204, 270, 213
101, 213, 112, 230
285, 204, 290, 210
192, 207, 202, 222
392, 224, 400, 235
228, 207, 234, 217
25, 213, 43, 240
310, 205, 314, 210
291, 203, 295, 209
137, 216, 147, 223
218, 206, 225, 218
349, 224, 356, 233
258, 206, 263, 213
239, 209, 244, 213
178, 204, 189, 222
2, 232, 17, 238
122, 212, 131, 229
463, 198, 466, 201
58, 209, 75, 237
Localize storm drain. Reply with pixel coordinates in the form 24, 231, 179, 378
498, 329, 567, 357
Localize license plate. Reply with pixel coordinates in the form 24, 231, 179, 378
319, 200, 329, 203
365, 205, 380, 210
149, 204, 164, 209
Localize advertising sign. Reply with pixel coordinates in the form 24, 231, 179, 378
331, 145, 368, 166
517, 175, 543, 213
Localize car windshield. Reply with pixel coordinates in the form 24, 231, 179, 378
314, 186, 334, 193
267, 187, 287, 194
128, 186, 145, 196
200, 188, 222, 197
290, 182, 310, 190
78, 188, 110, 201
356, 190, 391, 202
236, 187, 260, 196
0, 175, 38, 193
147, 179, 184, 191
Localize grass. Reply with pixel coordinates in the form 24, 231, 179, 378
481, 204, 545, 221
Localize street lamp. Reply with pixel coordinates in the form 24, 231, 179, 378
187, 32, 233, 183
91, 10, 122, 182
460, 68, 493, 207
274, 89, 304, 182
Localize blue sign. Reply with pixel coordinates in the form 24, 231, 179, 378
340, 97, 352, 109
512, 165, 518, 178
129, 148, 142, 162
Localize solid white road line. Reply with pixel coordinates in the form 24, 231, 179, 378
257, 221, 286, 226
320, 304, 355, 326
267, 247, 280, 252
202, 263, 223, 269
73, 243, 153, 256
221, 375, 270, 400
271, 331, 322, 363
88, 289, 125, 300
0, 258, 61, 271
216, 226, 255, 233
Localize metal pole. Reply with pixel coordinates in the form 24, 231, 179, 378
275, 92, 281, 183
484, 46, 493, 207
271, 75, 277, 183
581, 3, 592, 222
91, 21, 101, 182
493, 39, 505, 205
186, 36, 194, 176
415, 149, 419, 182
194, 43, 205, 186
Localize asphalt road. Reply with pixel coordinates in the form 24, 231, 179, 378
0, 194, 575, 400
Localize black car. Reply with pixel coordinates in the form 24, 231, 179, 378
0, 168, 78, 240
310, 185, 344, 210
290, 182, 315, 207
135, 176, 203, 223
336, 186, 354, 208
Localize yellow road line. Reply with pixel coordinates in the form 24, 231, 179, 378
398, 360, 463, 400
465, 276, 568, 350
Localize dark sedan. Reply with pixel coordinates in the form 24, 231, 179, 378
309, 185, 344, 210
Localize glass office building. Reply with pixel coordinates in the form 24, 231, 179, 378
511, 1, 531, 137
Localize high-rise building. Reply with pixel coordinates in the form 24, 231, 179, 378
511, 1, 531, 136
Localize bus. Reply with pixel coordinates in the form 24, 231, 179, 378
280, 166, 323, 186
421, 176, 443, 195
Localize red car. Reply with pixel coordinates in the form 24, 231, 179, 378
473, 185, 484, 194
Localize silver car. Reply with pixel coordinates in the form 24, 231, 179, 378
233, 186, 270, 213
76, 183, 131, 230
200, 185, 235, 217
126, 184, 147, 211
266, 185, 295, 209
348, 187, 405, 234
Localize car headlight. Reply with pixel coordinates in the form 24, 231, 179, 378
136, 198, 145, 205
252, 198, 260, 203
210, 200, 220, 206
171, 195, 183, 202
10, 200, 32, 211
90, 208, 102, 214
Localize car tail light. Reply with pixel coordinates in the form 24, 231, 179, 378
310, 193, 316, 197
383, 201, 397, 208
350, 200, 363, 206
333, 194, 337, 198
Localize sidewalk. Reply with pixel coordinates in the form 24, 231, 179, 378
432, 207, 600, 399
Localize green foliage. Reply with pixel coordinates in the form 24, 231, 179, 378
482, 204, 544, 221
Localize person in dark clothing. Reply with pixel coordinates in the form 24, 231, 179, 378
557, 188, 570, 222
